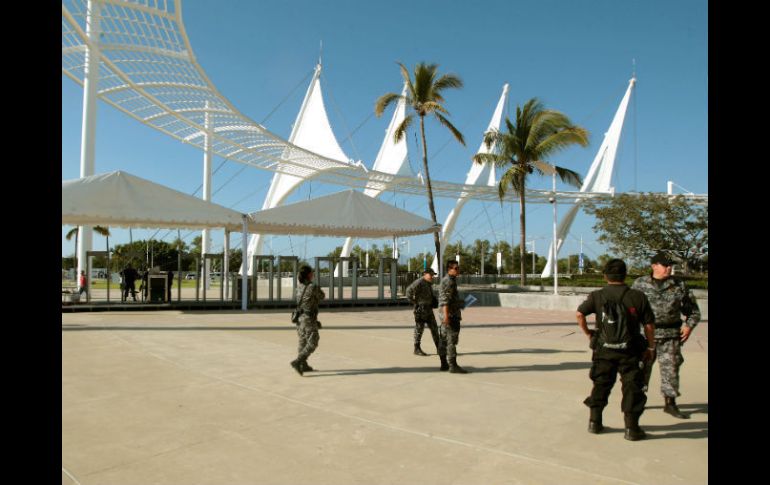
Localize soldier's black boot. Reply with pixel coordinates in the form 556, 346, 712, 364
448, 358, 469, 374
290, 359, 304, 376
623, 414, 647, 441
301, 361, 314, 372
588, 407, 604, 434
439, 355, 449, 371
664, 396, 690, 419
414, 344, 428, 356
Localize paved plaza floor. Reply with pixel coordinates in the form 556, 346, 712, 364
62, 306, 708, 484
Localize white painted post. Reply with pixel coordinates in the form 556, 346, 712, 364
202, 100, 212, 290
77, 0, 101, 280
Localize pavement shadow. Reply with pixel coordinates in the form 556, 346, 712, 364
305, 366, 439, 377
645, 403, 708, 416
309, 361, 592, 377
641, 420, 709, 440
462, 348, 585, 356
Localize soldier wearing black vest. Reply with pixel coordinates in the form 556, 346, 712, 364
576, 259, 656, 441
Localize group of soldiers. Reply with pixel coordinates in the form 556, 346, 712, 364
406, 252, 700, 442
290, 252, 701, 443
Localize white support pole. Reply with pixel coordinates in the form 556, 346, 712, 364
241, 216, 248, 311
552, 173, 558, 295
223, 229, 230, 299
202, 100, 212, 290
77, 0, 101, 280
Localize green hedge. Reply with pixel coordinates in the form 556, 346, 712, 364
501, 274, 708, 290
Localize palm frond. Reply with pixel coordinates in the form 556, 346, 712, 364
93, 225, 111, 237
498, 165, 527, 198
535, 126, 590, 155
554, 165, 583, 188
422, 101, 448, 115
472, 152, 502, 166
397, 62, 415, 98
434, 112, 465, 146
65, 227, 78, 240
375, 92, 403, 117
433, 73, 463, 96
393, 114, 414, 143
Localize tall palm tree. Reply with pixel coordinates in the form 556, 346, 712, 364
473, 98, 589, 285
375, 62, 465, 274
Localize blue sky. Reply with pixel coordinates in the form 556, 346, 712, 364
61, 0, 708, 266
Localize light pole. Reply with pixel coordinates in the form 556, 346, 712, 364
527, 240, 536, 276
550, 172, 558, 295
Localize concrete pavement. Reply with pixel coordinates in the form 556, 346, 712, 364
62, 306, 708, 484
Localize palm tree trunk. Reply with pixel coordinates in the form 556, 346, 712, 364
519, 176, 527, 286
420, 116, 441, 274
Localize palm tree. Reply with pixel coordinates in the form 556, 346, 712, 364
473, 98, 589, 285
65, 225, 111, 278
375, 62, 465, 274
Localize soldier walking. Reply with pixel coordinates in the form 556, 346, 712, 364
290, 265, 325, 376
632, 252, 701, 419
405, 268, 442, 363
438, 260, 468, 373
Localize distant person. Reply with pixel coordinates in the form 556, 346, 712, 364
576, 258, 656, 441
118, 272, 126, 302
631, 252, 701, 419
139, 269, 149, 301
78, 270, 87, 296
439, 260, 468, 374
290, 265, 325, 376
121, 263, 140, 302
166, 270, 174, 302
405, 268, 442, 364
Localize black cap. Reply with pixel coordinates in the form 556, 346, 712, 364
650, 252, 673, 266
603, 258, 627, 277
422, 268, 436, 275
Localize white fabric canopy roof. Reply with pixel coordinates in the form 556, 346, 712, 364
62, 171, 250, 231
248, 189, 441, 237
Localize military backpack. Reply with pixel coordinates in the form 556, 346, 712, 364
597, 287, 636, 350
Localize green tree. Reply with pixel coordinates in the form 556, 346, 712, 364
375, 62, 465, 273
473, 99, 588, 285
583, 193, 708, 274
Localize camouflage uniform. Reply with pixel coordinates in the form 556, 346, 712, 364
438, 274, 464, 361
631, 275, 701, 398
294, 282, 325, 364
405, 278, 440, 351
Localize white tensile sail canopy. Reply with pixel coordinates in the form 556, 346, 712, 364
246, 62, 354, 273
248, 190, 440, 238
337, 83, 412, 275
541, 77, 636, 277
430, 84, 509, 272
62, 170, 252, 231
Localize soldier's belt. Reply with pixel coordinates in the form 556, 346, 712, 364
654, 321, 683, 329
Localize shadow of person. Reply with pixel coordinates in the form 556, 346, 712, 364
645, 403, 708, 415
462, 348, 586, 356
640, 420, 709, 440
309, 361, 592, 377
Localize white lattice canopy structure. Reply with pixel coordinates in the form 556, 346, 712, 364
62, 0, 651, 204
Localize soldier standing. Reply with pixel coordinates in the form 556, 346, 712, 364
577, 258, 656, 441
631, 251, 701, 419
290, 265, 325, 376
438, 260, 468, 374
405, 268, 442, 363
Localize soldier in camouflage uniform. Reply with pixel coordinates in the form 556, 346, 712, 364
438, 260, 468, 373
290, 265, 325, 376
405, 268, 442, 363
631, 252, 701, 419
